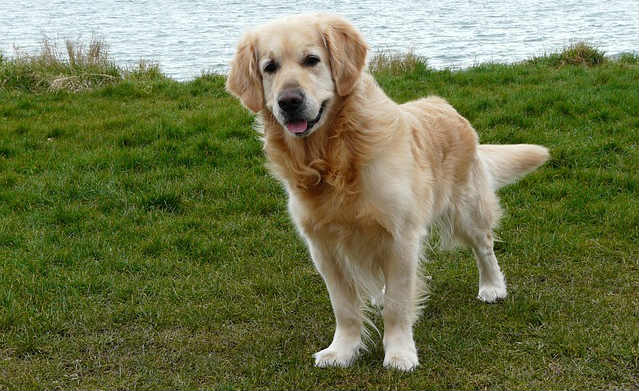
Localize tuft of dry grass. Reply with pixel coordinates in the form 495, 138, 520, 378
369, 51, 428, 75
0, 38, 163, 93
556, 42, 606, 65
47, 72, 118, 92
64, 38, 110, 69
529, 41, 606, 67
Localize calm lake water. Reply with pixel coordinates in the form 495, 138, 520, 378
1, 1, 637, 80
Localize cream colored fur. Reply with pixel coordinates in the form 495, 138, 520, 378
226, 14, 550, 371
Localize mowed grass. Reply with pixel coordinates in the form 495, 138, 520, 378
0, 46, 637, 389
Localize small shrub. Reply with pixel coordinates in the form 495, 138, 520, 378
369, 51, 428, 76
124, 59, 163, 81
559, 42, 605, 65
617, 52, 639, 65
529, 42, 606, 67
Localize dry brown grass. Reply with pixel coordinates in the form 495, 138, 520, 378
368, 51, 428, 75
528, 41, 606, 67
1, 38, 162, 92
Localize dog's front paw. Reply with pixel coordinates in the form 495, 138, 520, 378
477, 284, 507, 303
383, 348, 419, 371
313, 342, 361, 368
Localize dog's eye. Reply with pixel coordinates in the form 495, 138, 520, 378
302, 55, 320, 67
263, 61, 278, 74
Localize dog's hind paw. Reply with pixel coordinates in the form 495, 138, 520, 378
477, 284, 507, 303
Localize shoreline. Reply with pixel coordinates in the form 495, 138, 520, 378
1, 40, 637, 93
2, 48, 638, 82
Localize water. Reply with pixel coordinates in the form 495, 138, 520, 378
1, 1, 637, 81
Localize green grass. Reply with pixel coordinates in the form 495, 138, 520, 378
0, 44, 637, 389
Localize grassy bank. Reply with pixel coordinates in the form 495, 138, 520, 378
0, 38, 161, 93
0, 44, 637, 389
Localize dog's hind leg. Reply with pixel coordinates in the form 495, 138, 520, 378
470, 230, 507, 303
454, 163, 507, 303
455, 211, 507, 302
464, 144, 548, 302
456, 200, 507, 302
309, 241, 363, 368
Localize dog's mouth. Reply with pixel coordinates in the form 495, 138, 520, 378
284, 100, 328, 137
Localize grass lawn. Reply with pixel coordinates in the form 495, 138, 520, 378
0, 45, 637, 389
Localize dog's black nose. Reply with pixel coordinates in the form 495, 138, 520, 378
278, 88, 305, 113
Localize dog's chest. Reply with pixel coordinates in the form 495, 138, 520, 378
289, 168, 410, 239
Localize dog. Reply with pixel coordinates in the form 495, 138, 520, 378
226, 14, 549, 371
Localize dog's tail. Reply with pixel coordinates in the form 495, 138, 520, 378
478, 144, 550, 189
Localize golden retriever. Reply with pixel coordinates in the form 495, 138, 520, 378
226, 14, 549, 371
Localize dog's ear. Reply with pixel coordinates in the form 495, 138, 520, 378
319, 16, 368, 96
226, 33, 264, 113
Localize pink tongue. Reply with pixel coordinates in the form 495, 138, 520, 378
286, 120, 308, 134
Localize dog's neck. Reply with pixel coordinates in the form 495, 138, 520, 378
260, 97, 357, 197
259, 73, 398, 199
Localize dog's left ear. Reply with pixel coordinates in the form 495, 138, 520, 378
319, 15, 368, 96
226, 32, 264, 113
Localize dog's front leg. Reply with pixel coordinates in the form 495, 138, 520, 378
381, 239, 420, 371
309, 241, 363, 368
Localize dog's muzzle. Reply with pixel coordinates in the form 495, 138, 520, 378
277, 88, 326, 137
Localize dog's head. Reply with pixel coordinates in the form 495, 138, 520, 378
226, 14, 368, 138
